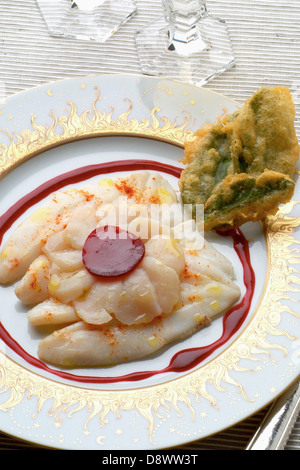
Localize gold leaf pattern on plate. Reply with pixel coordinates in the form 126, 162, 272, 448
0, 84, 298, 447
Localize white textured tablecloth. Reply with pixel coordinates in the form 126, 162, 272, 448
0, 0, 299, 450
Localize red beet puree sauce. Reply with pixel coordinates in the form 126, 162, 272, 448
0, 160, 255, 384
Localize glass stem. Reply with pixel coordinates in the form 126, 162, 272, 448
163, 0, 208, 51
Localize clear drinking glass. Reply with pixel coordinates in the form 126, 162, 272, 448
36, 0, 138, 42
135, 0, 235, 85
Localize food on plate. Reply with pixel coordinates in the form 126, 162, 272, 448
0, 172, 240, 367
179, 86, 299, 231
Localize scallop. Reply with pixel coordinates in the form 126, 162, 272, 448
14, 255, 51, 306
141, 256, 180, 314
73, 281, 123, 325
0, 188, 93, 284
144, 237, 185, 275
42, 231, 84, 272
115, 268, 161, 325
63, 203, 98, 250
48, 269, 94, 304
27, 298, 78, 326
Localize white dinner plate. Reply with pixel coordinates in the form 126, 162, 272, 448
0, 74, 299, 450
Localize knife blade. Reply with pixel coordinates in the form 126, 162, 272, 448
246, 378, 300, 450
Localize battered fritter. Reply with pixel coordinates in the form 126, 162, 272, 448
180, 86, 299, 231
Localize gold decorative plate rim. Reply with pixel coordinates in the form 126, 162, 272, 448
0, 74, 299, 450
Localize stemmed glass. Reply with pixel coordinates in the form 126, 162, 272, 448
36, 0, 137, 42
135, 0, 235, 85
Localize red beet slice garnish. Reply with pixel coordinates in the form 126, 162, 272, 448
82, 225, 145, 278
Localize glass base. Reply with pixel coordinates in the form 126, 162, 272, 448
135, 16, 235, 86
36, 0, 137, 42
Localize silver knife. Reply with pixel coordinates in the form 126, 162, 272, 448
246, 378, 300, 450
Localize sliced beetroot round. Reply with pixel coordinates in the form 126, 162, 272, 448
82, 225, 145, 278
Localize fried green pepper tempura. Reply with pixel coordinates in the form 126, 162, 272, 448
180, 87, 299, 231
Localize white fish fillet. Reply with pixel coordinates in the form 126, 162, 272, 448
0, 171, 241, 368
38, 305, 212, 367
0, 189, 94, 284
37, 236, 241, 366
